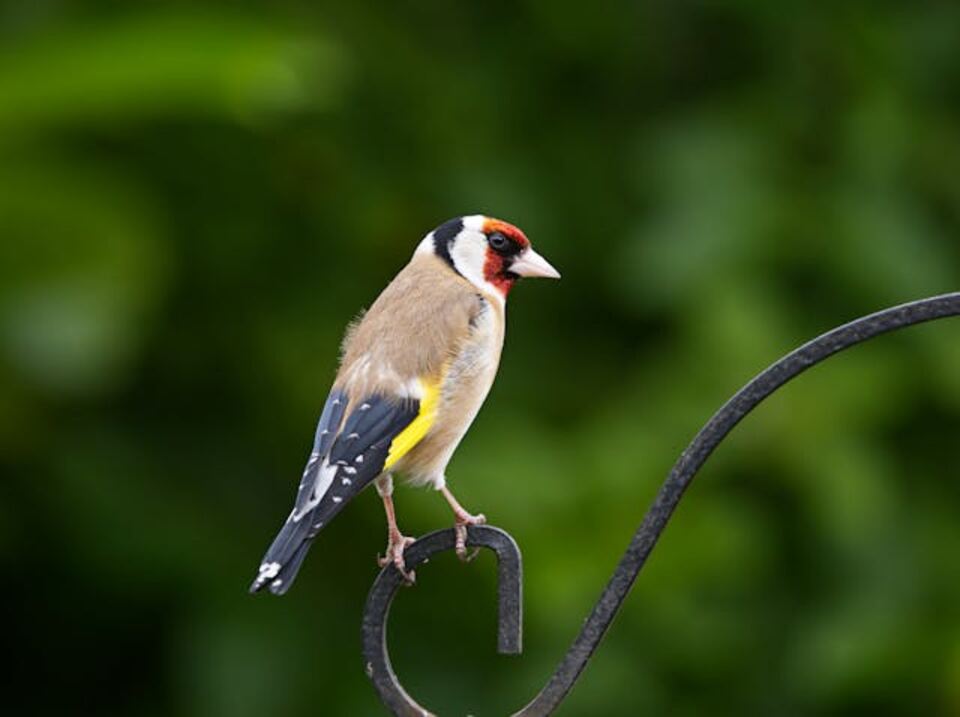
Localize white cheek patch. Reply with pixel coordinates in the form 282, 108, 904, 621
449, 231, 488, 289
413, 215, 508, 303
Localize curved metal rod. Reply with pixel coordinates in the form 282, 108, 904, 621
363, 525, 523, 716
363, 292, 960, 716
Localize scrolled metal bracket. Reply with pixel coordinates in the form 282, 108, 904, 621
361, 292, 960, 716
362, 526, 522, 717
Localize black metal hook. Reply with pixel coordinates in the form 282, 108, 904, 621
362, 292, 960, 716
362, 525, 522, 716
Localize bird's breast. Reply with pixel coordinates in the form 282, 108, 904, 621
442, 296, 504, 410
399, 297, 505, 484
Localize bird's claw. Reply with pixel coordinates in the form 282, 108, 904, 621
454, 513, 486, 562
378, 534, 416, 584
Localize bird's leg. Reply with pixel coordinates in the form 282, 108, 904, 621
439, 484, 486, 561
376, 475, 415, 583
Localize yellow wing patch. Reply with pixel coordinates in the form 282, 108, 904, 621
384, 376, 442, 469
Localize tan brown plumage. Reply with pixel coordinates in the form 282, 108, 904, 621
336, 253, 485, 399
250, 215, 558, 593
335, 252, 505, 486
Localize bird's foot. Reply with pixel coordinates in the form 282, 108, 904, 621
453, 512, 486, 562
378, 532, 416, 584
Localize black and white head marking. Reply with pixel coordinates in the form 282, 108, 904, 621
416, 215, 506, 299
427, 217, 463, 268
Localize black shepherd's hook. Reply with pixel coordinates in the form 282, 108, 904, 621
362, 292, 960, 716
362, 526, 523, 716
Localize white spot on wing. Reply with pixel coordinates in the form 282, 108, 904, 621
291, 459, 337, 520
303, 453, 320, 475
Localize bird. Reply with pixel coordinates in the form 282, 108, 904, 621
250, 215, 560, 594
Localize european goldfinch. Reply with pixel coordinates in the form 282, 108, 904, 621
250, 215, 559, 593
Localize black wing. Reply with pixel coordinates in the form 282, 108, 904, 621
249, 390, 419, 594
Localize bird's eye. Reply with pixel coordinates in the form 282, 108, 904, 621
488, 232, 509, 251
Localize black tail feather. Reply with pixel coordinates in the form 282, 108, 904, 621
249, 392, 420, 595
249, 511, 317, 593
265, 540, 312, 595
249, 487, 356, 594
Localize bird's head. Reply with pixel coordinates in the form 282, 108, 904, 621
416, 215, 560, 299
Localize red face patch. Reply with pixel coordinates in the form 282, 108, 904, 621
481, 216, 529, 297
482, 218, 530, 248
483, 251, 515, 296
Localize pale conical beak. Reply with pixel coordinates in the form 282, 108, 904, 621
510, 247, 561, 279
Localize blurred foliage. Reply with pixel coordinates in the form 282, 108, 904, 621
2, 1, 960, 715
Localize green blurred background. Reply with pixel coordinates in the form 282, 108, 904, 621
3, 1, 960, 715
